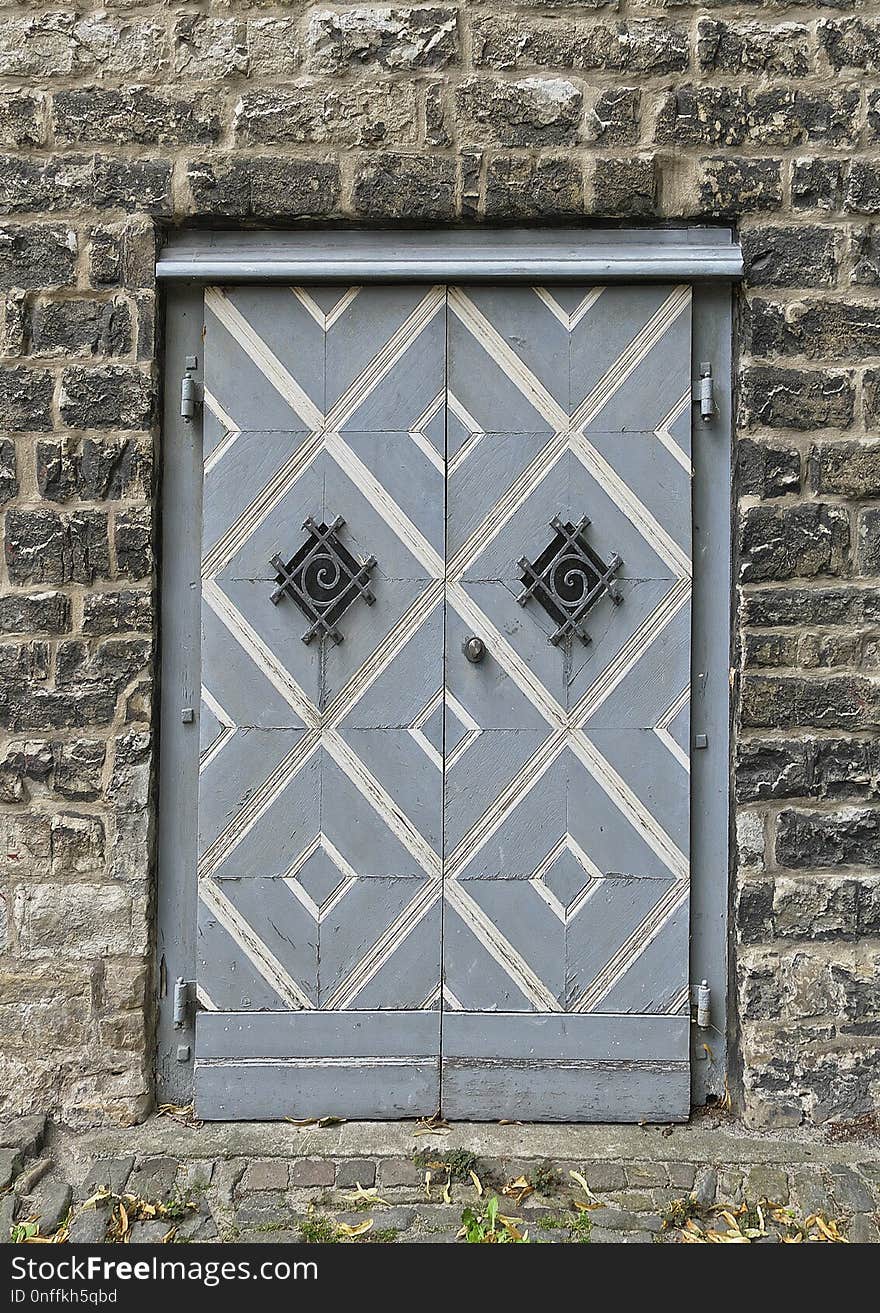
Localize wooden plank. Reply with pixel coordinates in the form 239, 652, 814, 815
441, 1062, 690, 1123
196, 1060, 440, 1121
441, 1012, 688, 1061
197, 1009, 440, 1059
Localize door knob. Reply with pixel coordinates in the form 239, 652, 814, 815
463, 636, 486, 663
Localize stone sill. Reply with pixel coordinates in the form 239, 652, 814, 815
49, 1112, 880, 1170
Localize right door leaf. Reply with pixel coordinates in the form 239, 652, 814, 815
442, 284, 694, 1121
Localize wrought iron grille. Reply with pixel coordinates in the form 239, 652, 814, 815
517, 515, 623, 646
269, 515, 377, 644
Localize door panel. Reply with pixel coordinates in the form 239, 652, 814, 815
195, 285, 446, 1118
442, 284, 692, 1119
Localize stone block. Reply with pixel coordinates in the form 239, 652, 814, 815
53, 89, 220, 147
306, 8, 459, 75
28, 299, 132, 359
378, 1157, 422, 1187
0, 91, 45, 148
700, 158, 782, 216
0, 224, 76, 290
811, 440, 880, 497
114, 508, 153, 581
80, 1156, 134, 1198
741, 674, 880, 730
455, 77, 582, 148
0, 367, 52, 430
737, 439, 801, 496
826, 1165, 875, 1213
335, 1159, 377, 1189
234, 84, 418, 149
698, 19, 810, 77
583, 88, 639, 145
792, 158, 846, 212
739, 503, 850, 582
23, 1174, 72, 1234
14, 883, 137, 958
240, 1160, 289, 1192
471, 18, 687, 74
60, 366, 153, 430
353, 154, 456, 220
485, 155, 582, 219
172, 17, 247, 79
5, 510, 110, 587
186, 157, 340, 220
776, 807, 880, 868
742, 226, 839, 288
820, 19, 880, 73
68, 1210, 108, 1243
740, 367, 853, 431
290, 1158, 334, 1188
126, 1157, 180, 1204
591, 156, 656, 217
247, 19, 301, 79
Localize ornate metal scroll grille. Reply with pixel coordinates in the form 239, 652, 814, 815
517, 515, 623, 646
269, 515, 377, 644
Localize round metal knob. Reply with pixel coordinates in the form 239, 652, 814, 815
463, 636, 486, 664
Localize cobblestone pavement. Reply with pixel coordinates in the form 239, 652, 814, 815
0, 1113, 876, 1244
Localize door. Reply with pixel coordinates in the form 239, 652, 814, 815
193, 282, 693, 1121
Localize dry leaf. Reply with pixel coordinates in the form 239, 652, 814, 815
343, 1185, 388, 1207
568, 1168, 599, 1202
501, 1176, 533, 1204
414, 1115, 450, 1136
337, 1218, 373, 1237
469, 1170, 483, 1197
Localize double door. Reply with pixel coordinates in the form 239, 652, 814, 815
194, 282, 693, 1120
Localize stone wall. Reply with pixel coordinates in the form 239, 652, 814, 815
1, 0, 879, 1128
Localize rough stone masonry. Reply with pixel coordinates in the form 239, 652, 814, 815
1, 0, 880, 1130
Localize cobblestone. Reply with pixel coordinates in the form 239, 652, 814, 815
0, 1116, 871, 1245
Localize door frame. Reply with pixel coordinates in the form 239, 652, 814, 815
155, 226, 739, 1112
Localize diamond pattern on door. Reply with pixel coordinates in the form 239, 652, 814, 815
194, 282, 694, 1122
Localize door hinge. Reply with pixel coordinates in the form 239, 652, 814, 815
180, 355, 200, 423
692, 362, 716, 422
695, 980, 711, 1029
172, 977, 195, 1028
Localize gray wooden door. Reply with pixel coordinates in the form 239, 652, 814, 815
193, 282, 693, 1121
